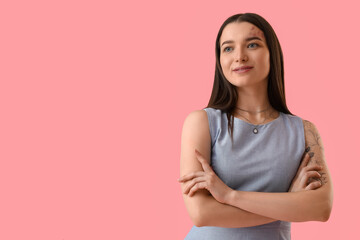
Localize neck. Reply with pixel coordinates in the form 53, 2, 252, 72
234, 81, 278, 123
236, 82, 270, 112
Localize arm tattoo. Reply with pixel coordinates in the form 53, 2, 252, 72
303, 120, 324, 152
303, 120, 328, 185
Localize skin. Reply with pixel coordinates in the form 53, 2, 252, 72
303, 120, 328, 186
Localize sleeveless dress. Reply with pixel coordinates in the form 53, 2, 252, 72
184, 107, 305, 240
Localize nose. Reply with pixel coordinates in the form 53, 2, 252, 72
235, 49, 248, 62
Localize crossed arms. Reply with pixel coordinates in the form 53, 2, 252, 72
179, 110, 333, 227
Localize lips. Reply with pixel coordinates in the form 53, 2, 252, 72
233, 66, 253, 71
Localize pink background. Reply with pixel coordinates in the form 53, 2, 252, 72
1, 0, 359, 239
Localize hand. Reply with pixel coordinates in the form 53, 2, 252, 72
178, 149, 234, 204
288, 150, 323, 192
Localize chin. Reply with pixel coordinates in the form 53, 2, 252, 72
227, 79, 251, 87
228, 77, 267, 88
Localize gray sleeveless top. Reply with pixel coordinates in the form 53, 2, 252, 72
184, 107, 305, 240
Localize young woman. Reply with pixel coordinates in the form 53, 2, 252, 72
178, 13, 333, 239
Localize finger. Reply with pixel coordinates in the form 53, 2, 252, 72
299, 164, 322, 179
188, 182, 207, 197
183, 177, 206, 194
299, 153, 311, 169
304, 164, 323, 172
300, 171, 322, 187
178, 171, 205, 182
305, 180, 322, 190
195, 149, 213, 173
306, 171, 322, 179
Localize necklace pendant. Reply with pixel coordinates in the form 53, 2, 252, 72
253, 128, 258, 134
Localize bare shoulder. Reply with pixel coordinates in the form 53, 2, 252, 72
180, 109, 212, 200
301, 119, 329, 186
181, 109, 211, 151
302, 119, 324, 151
181, 109, 211, 167
184, 109, 208, 125
185, 109, 209, 123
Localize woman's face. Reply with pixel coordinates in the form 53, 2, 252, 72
219, 22, 270, 89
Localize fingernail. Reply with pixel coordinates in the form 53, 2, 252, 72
305, 146, 310, 152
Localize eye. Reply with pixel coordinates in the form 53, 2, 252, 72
248, 43, 259, 48
223, 47, 232, 52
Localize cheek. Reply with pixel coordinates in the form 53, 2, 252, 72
263, 55, 270, 75
220, 55, 231, 69
265, 54, 270, 70
259, 52, 270, 68
220, 56, 232, 79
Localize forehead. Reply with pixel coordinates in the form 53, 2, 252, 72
220, 22, 266, 44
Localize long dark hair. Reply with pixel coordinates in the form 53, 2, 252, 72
206, 13, 292, 142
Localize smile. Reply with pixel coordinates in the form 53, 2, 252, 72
233, 68, 253, 73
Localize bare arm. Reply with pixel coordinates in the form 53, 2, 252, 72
224, 119, 333, 222
179, 110, 278, 227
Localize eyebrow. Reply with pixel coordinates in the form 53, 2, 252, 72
221, 36, 263, 47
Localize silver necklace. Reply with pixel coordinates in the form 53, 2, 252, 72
235, 109, 274, 134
